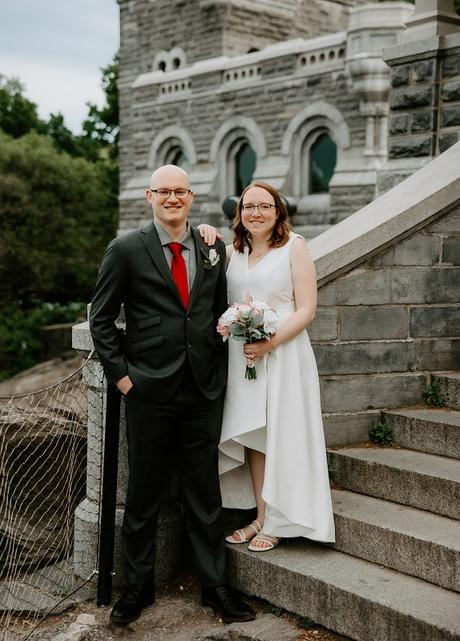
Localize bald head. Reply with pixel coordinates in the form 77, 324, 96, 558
149, 164, 190, 190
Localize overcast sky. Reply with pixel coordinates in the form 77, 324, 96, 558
0, 0, 119, 133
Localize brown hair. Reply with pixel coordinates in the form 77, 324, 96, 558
233, 181, 291, 253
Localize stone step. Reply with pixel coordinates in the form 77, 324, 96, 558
383, 408, 460, 459
332, 489, 460, 592
227, 540, 460, 641
434, 372, 460, 410
327, 446, 460, 519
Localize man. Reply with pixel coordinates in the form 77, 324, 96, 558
90, 165, 254, 625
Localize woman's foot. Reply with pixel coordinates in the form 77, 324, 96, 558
248, 532, 281, 552
225, 519, 262, 544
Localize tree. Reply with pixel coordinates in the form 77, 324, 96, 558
0, 131, 117, 306
81, 54, 119, 160
0, 76, 44, 138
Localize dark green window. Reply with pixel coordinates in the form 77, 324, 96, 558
235, 142, 256, 195
170, 149, 190, 171
309, 133, 337, 193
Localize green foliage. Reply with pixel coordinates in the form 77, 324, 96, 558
0, 302, 85, 380
423, 378, 446, 407
369, 421, 394, 446
0, 131, 117, 306
81, 55, 119, 159
0, 77, 44, 138
297, 616, 315, 630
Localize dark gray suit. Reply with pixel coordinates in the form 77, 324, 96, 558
90, 221, 228, 587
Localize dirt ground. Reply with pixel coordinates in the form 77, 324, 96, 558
6, 574, 350, 641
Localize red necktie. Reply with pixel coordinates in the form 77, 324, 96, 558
167, 242, 189, 309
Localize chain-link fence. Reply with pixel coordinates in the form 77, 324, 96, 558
0, 354, 103, 641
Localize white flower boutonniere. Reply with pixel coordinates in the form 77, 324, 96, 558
202, 248, 220, 270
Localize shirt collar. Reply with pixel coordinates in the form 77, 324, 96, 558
154, 219, 192, 250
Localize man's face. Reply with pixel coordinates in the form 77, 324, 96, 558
146, 166, 193, 228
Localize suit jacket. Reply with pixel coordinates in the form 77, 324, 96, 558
89, 221, 228, 401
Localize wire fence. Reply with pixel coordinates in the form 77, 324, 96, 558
0, 353, 103, 641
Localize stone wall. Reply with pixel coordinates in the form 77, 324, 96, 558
118, 1, 413, 234
387, 34, 460, 160
308, 142, 460, 446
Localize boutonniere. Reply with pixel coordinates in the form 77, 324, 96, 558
201, 247, 220, 270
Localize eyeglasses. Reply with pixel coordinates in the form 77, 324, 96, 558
149, 188, 191, 198
242, 203, 276, 213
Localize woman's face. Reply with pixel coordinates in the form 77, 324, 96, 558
241, 186, 277, 238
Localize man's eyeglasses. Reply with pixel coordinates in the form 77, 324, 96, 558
150, 188, 191, 198
242, 203, 276, 213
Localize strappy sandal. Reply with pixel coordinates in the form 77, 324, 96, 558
248, 532, 281, 552
225, 519, 261, 544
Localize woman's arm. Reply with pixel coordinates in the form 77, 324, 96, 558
244, 237, 317, 363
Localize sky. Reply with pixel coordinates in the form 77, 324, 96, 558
0, 0, 119, 133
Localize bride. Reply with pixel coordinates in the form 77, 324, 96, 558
201, 181, 335, 551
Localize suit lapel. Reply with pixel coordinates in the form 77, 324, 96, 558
140, 222, 184, 307
189, 227, 207, 309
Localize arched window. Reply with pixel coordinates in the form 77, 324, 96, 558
308, 132, 337, 194
165, 146, 191, 172
234, 142, 256, 195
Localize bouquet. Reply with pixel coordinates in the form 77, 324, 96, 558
217, 298, 278, 380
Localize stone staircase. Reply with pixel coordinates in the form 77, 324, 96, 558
227, 371, 460, 641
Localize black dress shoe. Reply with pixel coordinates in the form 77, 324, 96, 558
201, 585, 255, 623
110, 583, 155, 625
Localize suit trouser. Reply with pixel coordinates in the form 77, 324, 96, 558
122, 369, 226, 587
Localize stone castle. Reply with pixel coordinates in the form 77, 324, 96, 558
117, 0, 417, 237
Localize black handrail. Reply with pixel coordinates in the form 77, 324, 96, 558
97, 382, 121, 605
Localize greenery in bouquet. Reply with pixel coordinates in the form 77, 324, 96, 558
217, 299, 278, 380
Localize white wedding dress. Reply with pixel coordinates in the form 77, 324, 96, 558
219, 233, 335, 542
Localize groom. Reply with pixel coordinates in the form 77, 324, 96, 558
89, 165, 254, 625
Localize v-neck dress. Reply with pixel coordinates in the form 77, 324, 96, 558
218, 233, 335, 541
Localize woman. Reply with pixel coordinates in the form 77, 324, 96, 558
201, 181, 335, 551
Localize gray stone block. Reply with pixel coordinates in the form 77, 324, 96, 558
198, 614, 300, 640
391, 266, 460, 304
390, 86, 433, 110
413, 60, 435, 83
332, 489, 460, 592
314, 341, 415, 375
318, 268, 392, 306
410, 306, 460, 337
227, 541, 460, 641
411, 110, 433, 132
443, 106, 460, 127
339, 306, 408, 340
428, 206, 460, 233
443, 237, 460, 264
389, 136, 432, 158
307, 307, 338, 341
439, 131, 460, 153
390, 64, 410, 87
443, 56, 460, 77
415, 338, 460, 371
435, 373, 460, 411
368, 232, 441, 267
442, 80, 460, 102
319, 373, 427, 413
327, 447, 460, 519
322, 412, 377, 446
384, 408, 460, 460
389, 114, 409, 135
319, 266, 459, 306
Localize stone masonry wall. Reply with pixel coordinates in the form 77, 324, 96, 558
387, 40, 460, 160
308, 202, 460, 445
